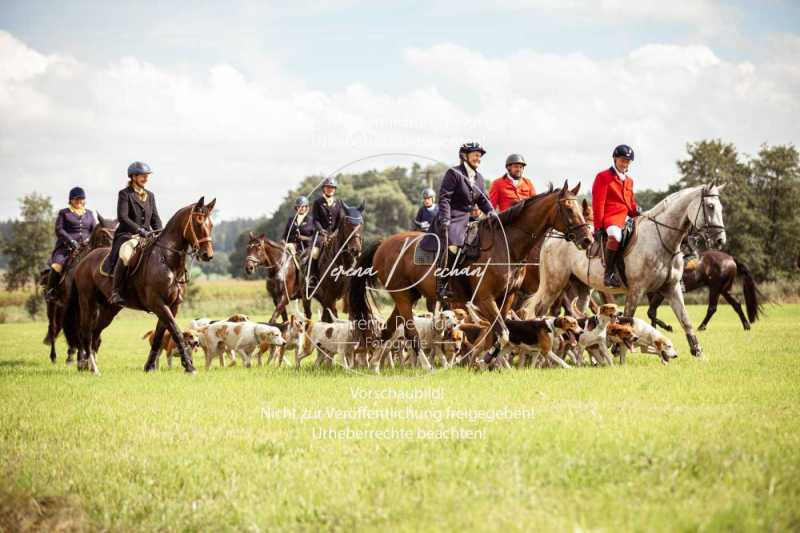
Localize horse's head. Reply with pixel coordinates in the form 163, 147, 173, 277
91, 213, 117, 248
337, 201, 365, 257
186, 196, 216, 261
244, 232, 269, 275
552, 181, 593, 250
688, 183, 726, 249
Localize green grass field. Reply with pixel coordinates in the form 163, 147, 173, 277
1, 302, 799, 532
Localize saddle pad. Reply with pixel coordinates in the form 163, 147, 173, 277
99, 249, 113, 276
413, 240, 439, 266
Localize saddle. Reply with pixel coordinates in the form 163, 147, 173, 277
586, 217, 639, 283
416, 221, 481, 266
99, 238, 151, 277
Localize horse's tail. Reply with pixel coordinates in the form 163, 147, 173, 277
62, 281, 81, 349
348, 241, 381, 340
735, 258, 764, 323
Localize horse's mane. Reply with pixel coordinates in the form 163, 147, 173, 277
643, 185, 705, 218
480, 184, 556, 230
158, 204, 194, 238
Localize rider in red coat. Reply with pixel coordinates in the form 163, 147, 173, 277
489, 153, 536, 212
592, 144, 640, 288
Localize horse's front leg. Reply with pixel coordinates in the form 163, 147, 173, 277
665, 282, 702, 357
154, 303, 196, 373
475, 297, 508, 365
145, 321, 167, 372
647, 292, 673, 331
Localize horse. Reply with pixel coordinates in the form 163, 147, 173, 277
40, 213, 117, 364
243, 233, 311, 321
528, 184, 726, 357
348, 182, 593, 369
308, 201, 365, 322
63, 197, 215, 374
646, 250, 763, 332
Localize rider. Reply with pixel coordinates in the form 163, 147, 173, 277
283, 195, 315, 258
44, 187, 96, 301
488, 153, 536, 211
108, 161, 163, 306
309, 177, 343, 282
435, 142, 496, 301
592, 144, 640, 288
413, 188, 438, 231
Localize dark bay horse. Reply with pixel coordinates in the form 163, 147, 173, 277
646, 250, 763, 331
40, 214, 117, 364
63, 198, 215, 374
308, 201, 365, 322
349, 182, 592, 368
243, 233, 311, 321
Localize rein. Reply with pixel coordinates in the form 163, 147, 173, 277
644, 189, 723, 257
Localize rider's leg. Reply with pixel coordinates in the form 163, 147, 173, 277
603, 225, 623, 288
109, 238, 136, 306
45, 263, 63, 301
436, 245, 458, 302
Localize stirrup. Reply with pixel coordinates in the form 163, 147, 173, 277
603, 272, 622, 288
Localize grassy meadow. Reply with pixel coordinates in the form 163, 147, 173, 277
0, 279, 799, 531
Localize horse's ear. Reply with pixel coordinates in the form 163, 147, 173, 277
358, 200, 365, 212
716, 183, 726, 193
341, 200, 350, 210
560, 180, 569, 195
206, 198, 216, 212
249, 231, 255, 240
97, 213, 105, 225
259, 233, 266, 240
196, 196, 205, 208
582, 198, 589, 211
570, 182, 581, 195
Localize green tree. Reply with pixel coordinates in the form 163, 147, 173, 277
1, 193, 54, 292
750, 144, 800, 280
674, 140, 768, 278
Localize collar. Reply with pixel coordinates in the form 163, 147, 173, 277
323, 195, 335, 207
425, 205, 437, 212
462, 163, 476, 181
295, 211, 308, 223
130, 183, 148, 201
612, 166, 628, 181
68, 205, 86, 216
506, 173, 524, 185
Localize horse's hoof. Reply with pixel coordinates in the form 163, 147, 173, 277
144, 365, 156, 373
665, 326, 674, 332
698, 325, 707, 331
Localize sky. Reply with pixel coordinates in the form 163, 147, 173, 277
1, 0, 798, 221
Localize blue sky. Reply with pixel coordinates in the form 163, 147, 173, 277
1, 0, 798, 220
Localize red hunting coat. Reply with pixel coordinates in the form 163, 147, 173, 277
488, 175, 536, 212
592, 167, 638, 229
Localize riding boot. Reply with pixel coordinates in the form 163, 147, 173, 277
436, 248, 452, 302
108, 261, 128, 306
44, 269, 61, 302
603, 246, 622, 288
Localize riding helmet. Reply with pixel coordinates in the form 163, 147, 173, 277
322, 177, 338, 189
459, 142, 486, 158
295, 196, 309, 208
422, 188, 435, 199
612, 145, 635, 161
127, 161, 153, 177
505, 153, 526, 167
69, 187, 86, 200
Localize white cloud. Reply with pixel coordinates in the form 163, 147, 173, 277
1, 29, 798, 225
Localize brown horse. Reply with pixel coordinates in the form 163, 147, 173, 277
63, 198, 215, 374
348, 182, 592, 368
40, 214, 117, 364
646, 250, 763, 331
243, 233, 311, 321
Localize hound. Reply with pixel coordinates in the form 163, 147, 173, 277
141, 329, 201, 369
381, 310, 463, 369
493, 316, 583, 370
296, 320, 359, 369
614, 316, 678, 364
569, 303, 620, 366
202, 321, 286, 369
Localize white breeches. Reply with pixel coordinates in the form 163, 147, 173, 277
606, 225, 623, 243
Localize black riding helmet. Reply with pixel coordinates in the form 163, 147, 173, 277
69, 187, 86, 200
612, 145, 634, 161
459, 142, 486, 159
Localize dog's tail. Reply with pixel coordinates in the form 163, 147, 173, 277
735, 258, 764, 323
142, 330, 154, 342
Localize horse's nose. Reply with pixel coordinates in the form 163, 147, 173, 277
202, 251, 213, 261
579, 236, 592, 249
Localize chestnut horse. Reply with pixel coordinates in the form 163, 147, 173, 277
348, 182, 592, 369
63, 198, 215, 374
243, 233, 311, 321
41, 213, 117, 364
646, 250, 763, 331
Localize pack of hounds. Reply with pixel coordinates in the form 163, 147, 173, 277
143, 303, 677, 371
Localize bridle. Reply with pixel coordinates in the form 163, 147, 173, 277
552, 197, 590, 243
182, 208, 213, 255
246, 238, 277, 272
646, 188, 724, 257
